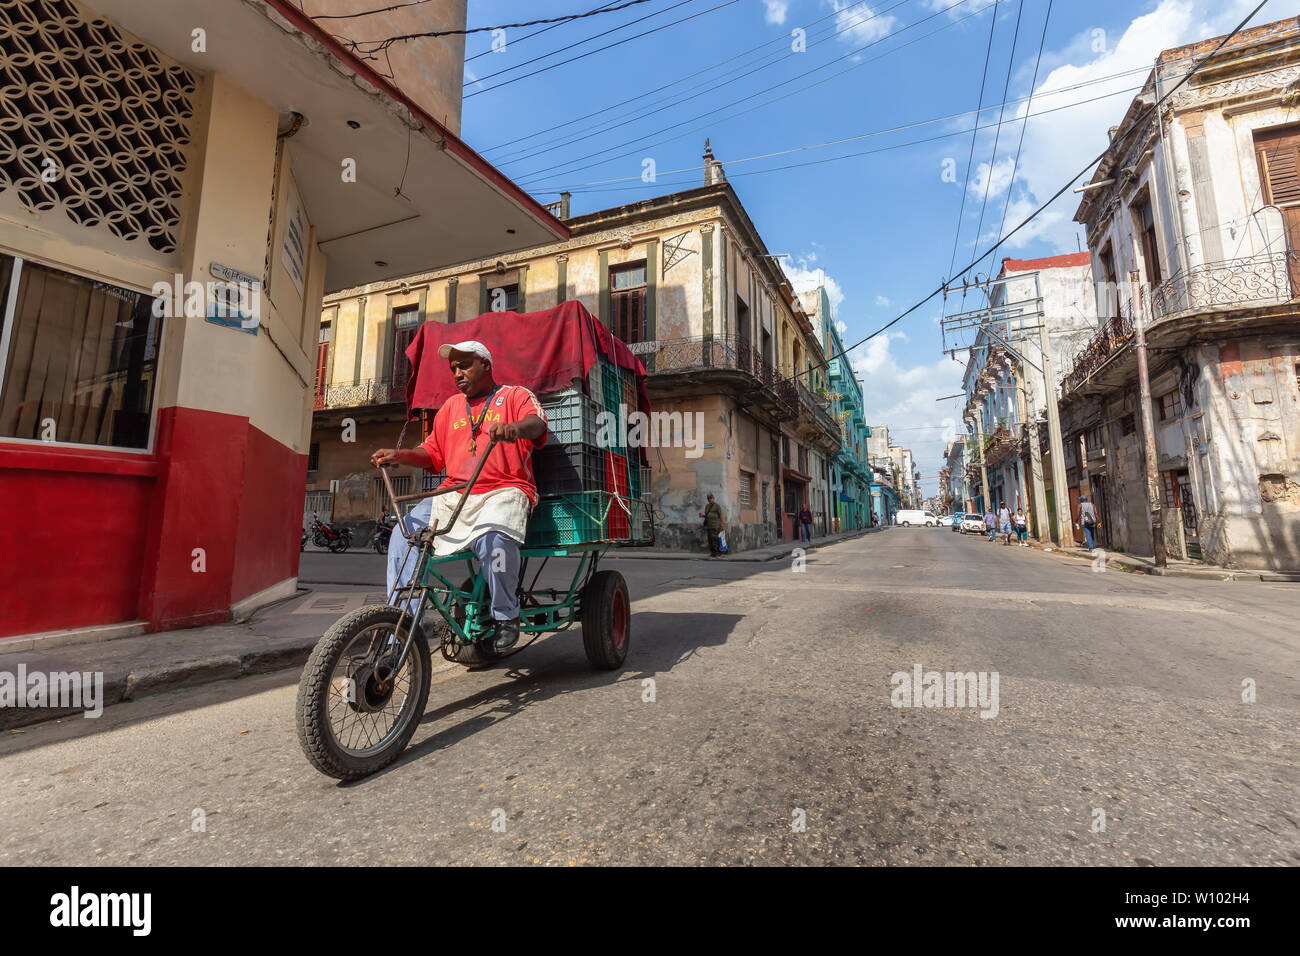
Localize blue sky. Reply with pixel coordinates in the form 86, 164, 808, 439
456, 0, 1278, 494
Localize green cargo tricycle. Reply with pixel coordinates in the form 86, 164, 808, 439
295, 440, 653, 780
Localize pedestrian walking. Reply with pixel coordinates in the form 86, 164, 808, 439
699, 493, 725, 557
998, 502, 1013, 545
1014, 508, 1028, 546
984, 507, 996, 542
798, 504, 813, 542
1079, 495, 1100, 552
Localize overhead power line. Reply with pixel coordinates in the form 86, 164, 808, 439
969, 0, 1025, 273
467, 0, 696, 90
996, 0, 1053, 244
486, 0, 913, 165
527, 61, 1169, 192
480, 0, 891, 157
467, 1, 631, 64
465, 0, 740, 98
732, 0, 1269, 415
513, 0, 992, 187
313, 0, 653, 28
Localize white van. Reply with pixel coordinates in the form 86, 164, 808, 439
896, 510, 938, 527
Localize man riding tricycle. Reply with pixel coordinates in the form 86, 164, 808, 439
295, 308, 651, 780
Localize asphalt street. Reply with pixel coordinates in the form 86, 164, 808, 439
2, 529, 1297, 865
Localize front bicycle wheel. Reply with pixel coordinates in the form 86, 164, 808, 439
296, 604, 430, 780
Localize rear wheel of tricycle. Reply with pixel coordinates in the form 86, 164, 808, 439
581, 569, 629, 670
295, 604, 430, 780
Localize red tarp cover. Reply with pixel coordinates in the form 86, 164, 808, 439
404, 300, 649, 418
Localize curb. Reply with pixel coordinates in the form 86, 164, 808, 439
1, 639, 318, 732
1032, 545, 1300, 582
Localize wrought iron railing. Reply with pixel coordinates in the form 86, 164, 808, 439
796, 382, 840, 437
314, 377, 408, 411
629, 334, 801, 414
1064, 252, 1296, 395
1150, 251, 1294, 318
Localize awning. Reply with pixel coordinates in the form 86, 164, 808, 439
782, 467, 812, 483
93, 0, 570, 293
838, 492, 854, 502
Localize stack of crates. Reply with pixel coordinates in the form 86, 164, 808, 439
525, 355, 651, 546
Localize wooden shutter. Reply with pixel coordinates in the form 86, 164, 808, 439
315, 341, 328, 396
1255, 125, 1300, 206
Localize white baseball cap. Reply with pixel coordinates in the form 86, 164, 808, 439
437, 340, 492, 364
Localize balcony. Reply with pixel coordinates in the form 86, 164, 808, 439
796, 382, 841, 447
313, 377, 408, 412
1064, 252, 1297, 396
1150, 251, 1294, 319
629, 334, 798, 419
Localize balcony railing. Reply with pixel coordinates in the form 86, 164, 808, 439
1064, 252, 1297, 395
313, 377, 408, 411
1150, 251, 1295, 319
796, 381, 840, 438
629, 334, 800, 413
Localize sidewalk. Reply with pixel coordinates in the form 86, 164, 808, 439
1028, 540, 1300, 582
606, 525, 883, 563
0, 588, 339, 731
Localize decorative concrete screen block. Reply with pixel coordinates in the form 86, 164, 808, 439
0, 0, 198, 253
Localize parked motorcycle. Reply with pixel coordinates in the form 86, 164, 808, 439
310, 516, 353, 553
373, 514, 397, 555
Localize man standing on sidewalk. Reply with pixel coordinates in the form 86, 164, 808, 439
699, 493, 725, 557
798, 503, 813, 542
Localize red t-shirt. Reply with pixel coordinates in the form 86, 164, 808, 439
419, 385, 547, 504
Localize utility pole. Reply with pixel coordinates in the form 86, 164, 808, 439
1132, 276, 1167, 567
1039, 322, 1072, 548
1026, 413, 1051, 544
974, 414, 989, 515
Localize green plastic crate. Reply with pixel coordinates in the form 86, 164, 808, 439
525, 492, 605, 546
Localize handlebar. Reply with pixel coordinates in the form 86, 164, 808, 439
378, 438, 500, 544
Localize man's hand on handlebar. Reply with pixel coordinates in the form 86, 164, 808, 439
488, 414, 546, 444
370, 447, 434, 469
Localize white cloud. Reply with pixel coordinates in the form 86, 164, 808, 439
784, 255, 846, 312
851, 333, 968, 495
967, 156, 1016, 199
875, 294, 892, 307
987, 0, 1259, 251
836, 320, 848, 334
762, 0, 790, 24
829, 0, 897, 48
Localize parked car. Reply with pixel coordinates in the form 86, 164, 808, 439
960, 515, 987, 535
896, 509, 939, 527
950, 512, 965, 531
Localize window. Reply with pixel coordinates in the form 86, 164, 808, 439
315, 324, 330, 399
307, 442, 320, 471
373, 474, 411, 518
487, 283, 519, 313
391, 305, 420, 397
1158, 390, 1183, 421
739, 471, 754, 509
610, 262, 646, 344
1120, 413, 1137, 436
1099, 245, 1121, 320
1254, 124, 1300, 207
0, 256, 164, 449
1134, 198, 1162, 287
1160, 470, 1180, 509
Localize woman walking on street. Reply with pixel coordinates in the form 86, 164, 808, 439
1014, 508, 1028, 546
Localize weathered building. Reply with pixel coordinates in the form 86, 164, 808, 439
959, 253, 1096, 537
1059, 16, 1300, 570
0, 0, 564, 640
309, 150, 842, 552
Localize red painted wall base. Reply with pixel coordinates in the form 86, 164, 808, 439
0, 407, 306, 639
